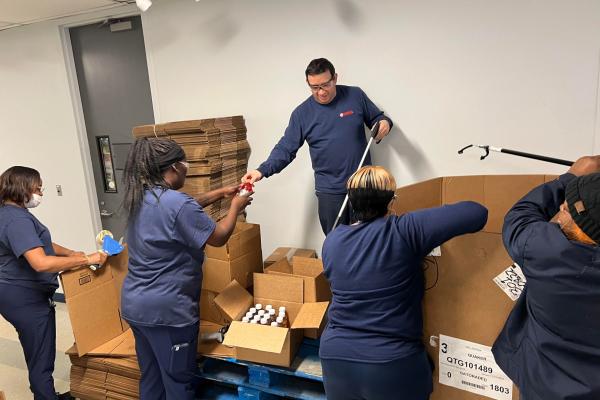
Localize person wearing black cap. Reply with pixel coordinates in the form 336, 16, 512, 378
121, 137, 253, 399
492, 155, 600, 400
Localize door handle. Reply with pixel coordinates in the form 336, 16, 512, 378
100, 209, 113, 217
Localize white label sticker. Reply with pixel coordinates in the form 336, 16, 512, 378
493, 263, 526, 301
439, 334, 513, 400
427, 246, 442, 257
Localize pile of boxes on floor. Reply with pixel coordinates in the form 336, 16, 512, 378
60, 221, 331, 399
132, 116, 250, 221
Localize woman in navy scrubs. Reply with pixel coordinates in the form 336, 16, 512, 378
320, 166, 488, 400
121, 137, 252, 399
0, 166, 108, 400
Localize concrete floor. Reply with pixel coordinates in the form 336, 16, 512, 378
0, 302, 73, 399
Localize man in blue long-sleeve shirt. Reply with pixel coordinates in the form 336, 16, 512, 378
492, 155, 600, 400
243, 58, 393, 234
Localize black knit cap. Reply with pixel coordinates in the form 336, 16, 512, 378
565, 172, 600, 243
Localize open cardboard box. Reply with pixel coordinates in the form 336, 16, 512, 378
203, 222, 263, 293
60, 248, 129, 356
264, 256, 331, 338
264, 247, 317, 268
390, 175, 557, 400
220, 275, 328, 367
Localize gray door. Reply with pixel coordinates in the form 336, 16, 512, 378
70, 16, 154, 240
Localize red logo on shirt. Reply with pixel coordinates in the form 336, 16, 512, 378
339, 110, 354, 118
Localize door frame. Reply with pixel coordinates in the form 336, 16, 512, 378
58, 9, 143, 236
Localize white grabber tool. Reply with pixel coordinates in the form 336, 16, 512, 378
332, 121, 381, 230
199, 325, 229, 343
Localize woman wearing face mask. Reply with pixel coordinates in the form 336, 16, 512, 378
0, 166, 107, 400
121, 138, 253, 399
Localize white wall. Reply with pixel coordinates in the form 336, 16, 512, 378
2, 0, 600, 259
141, 0, 600, 255
0, 6, 137, 253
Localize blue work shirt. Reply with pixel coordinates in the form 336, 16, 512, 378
320, 202, 488, 363
0, 204, 58, 294
493, 173, 600, 400
121, 188, 216, 328
257, 85, 393, 195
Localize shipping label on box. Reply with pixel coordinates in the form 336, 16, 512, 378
493, 263, 526, 302
439, 334, 513, 400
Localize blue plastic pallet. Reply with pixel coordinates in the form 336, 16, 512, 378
196, 341, 325, 400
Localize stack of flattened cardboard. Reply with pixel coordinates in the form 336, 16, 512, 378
390, 174, 557, 400
131, 116, 250, 220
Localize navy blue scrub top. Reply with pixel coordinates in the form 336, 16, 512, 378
320, 202, 488, 363
121, 187, 216, 328
0, 204, 58, 294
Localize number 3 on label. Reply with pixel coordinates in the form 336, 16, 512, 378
441, 342, 448, 354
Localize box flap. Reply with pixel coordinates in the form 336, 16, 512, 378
254, 273, 304, 303
291, 302, 329, 329
86, 330, 127, 356
292, 257, 324, 278
214, 280, 253, 321
110, 329, 136, 357
222, 321, 288, 354
265, 258, 293, 274
391, 177, 442, 215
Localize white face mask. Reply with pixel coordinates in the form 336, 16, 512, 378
24, 193, 42, 209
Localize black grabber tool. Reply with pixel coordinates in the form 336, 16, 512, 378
458, 144, 573, 166
331, 121, 381, 231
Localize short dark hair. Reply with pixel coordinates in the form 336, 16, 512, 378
305, 58, 335, 78
0, 166, 42, 206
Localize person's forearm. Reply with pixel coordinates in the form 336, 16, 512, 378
206, 205, 239, 247
52, 242, 75, 257
196, 188, 226, 207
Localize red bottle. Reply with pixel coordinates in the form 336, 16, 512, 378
239, 182, 254, 197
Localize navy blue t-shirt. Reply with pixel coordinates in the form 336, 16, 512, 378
257, 85, 393, 194
0, 204, 58, 293
121, 188, 216, 327
320, 202, 488, 363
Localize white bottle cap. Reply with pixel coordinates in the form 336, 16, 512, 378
260, 318, 268, 325
258, 310, 265, 316
279, 306, 286, 313
253, 315, 260, 322
249, 307, 256, 314
245, 312, 253, 318
255, 304, 263, 310
276, 316, 284, 324
250, 320, 257, 324
271, 322, 279, 327
269, 309, 276, 316
265, 305, 273, 310
242, 317, 249, 323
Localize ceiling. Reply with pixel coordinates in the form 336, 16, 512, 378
0, 0, 136, 31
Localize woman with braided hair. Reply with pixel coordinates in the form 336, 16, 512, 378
320, 166, 488, 400
121, 137, 252, 399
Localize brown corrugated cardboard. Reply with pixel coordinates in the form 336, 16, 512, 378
205, 222, 261, 261
200, 290, 230, 325
390, 175, 555, 400
198, 320, 236, 358
221, 273, 328, 367
61, 248, 129, 356
213, 280, 253, 322
264, 247, 317, 268
264, 257, 331, 338
202, 250, 262, 293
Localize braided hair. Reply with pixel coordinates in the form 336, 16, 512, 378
122, 137, 185, 219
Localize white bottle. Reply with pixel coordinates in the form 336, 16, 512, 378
269, 309, 276, 317
255, 304, 263, 310
260, 318, 268, 325
242, 317, 250, 323
278, 306, 286, 314
258, 310, 265, 317
249, 307, 256, 314
271, 321, 279, 327
265, 305, 273, 311
253, 315, 261, 322
250, 320, 258, 324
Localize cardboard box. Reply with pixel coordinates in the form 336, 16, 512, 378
200, 289, 230, 325
60, 248, 129, 356
202, 222, 263, 293
221, 275, 328, 367
265, 256, 331, 339
389, 175, 555, 400
264, 247, 318, 268
198, 320, 236, 358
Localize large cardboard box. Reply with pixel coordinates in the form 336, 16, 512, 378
221, 275, 328, 367
390, 175, 555, 400
202, 222, 263, 293
264, 247, 317, 268
265, 256, 331, 338
60, 248, 129, 356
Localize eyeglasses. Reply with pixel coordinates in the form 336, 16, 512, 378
178, 161, 189, 169
308, 77, 335, 92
